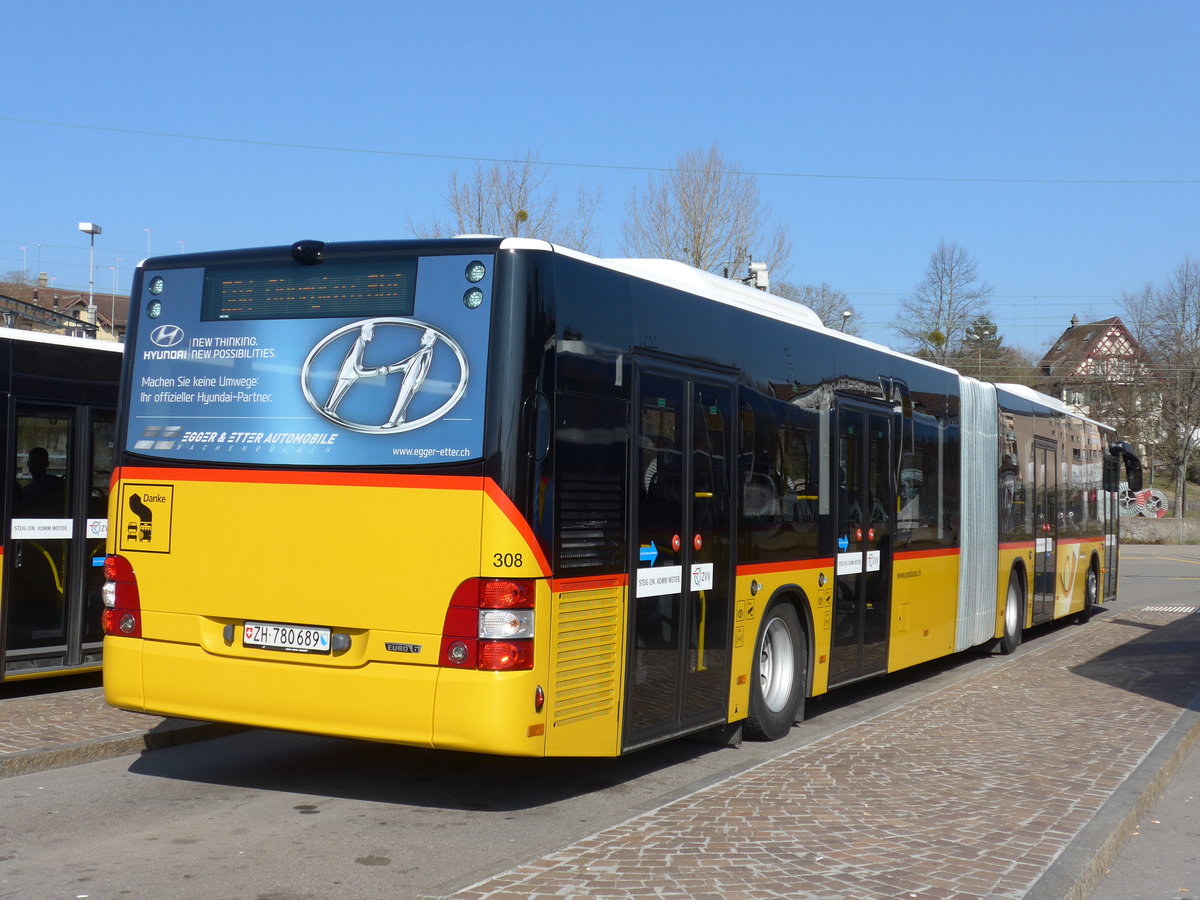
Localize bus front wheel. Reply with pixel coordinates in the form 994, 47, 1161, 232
1000, 570, 1024, 654
746, 602, 806, 741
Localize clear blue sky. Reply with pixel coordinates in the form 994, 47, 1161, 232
3, 1, 1197, 353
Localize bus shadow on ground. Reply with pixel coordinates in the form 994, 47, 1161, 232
125, 723, 736, 812
0, 671, 101, 700
123, 624, 1060, 812
1070, 608, 1200, 711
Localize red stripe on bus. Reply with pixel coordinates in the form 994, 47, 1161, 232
894, 547, 960, 561
111, 466, 483, 492
1001, 537, 1104, 550
737, 558, 833, 577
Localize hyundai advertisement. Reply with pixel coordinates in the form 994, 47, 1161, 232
124, 254, 492, 466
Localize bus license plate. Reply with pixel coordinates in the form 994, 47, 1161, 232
243, 621, 331, 654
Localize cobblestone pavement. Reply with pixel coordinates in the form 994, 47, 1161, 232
446, 605, 1200, 900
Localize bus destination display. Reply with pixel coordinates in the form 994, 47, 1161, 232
202, 260, 417, 321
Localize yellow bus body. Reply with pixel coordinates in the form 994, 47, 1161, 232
104, 466, 573, 756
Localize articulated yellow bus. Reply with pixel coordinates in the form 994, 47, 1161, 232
102, 238, 1142, 755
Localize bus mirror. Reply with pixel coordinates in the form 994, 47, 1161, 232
1109, 441, 1143, 493
1124, 455, 1143, 492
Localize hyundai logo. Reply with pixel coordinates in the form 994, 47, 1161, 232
149, 324, 185, 348
300, 318, 469, 435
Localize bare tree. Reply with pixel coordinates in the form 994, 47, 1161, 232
620, 144, 791, 277
893, 241, 994, 365
410, 154, 602, 254
945, 314, 1038, 383
775, 281, 861, 334
990, 345, 1042, 387
1121, 257, 1200, 516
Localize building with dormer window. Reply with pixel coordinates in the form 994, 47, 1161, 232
1036, 315, 1145, 418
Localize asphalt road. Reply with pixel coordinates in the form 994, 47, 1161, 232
0, 547, 1195, 900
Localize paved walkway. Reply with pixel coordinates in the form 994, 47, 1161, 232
446, 604, 1200, 900
2, 604, 1198, 900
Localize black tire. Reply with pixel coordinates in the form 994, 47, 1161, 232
1075, 559, 1100, 624
745, 602, 806, 741
999, 569, 1024, 655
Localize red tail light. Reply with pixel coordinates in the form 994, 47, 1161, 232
440, 578, 535, 671
477, 641, 534, 670
101, 554, 142, 638
481, 579, 531, 608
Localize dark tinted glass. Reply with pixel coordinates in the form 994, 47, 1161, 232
202, 259, 418, 321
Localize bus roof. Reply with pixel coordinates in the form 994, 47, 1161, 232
994, 381, 1112, 431
0, 326, 123, 354
500, 237, 963, 380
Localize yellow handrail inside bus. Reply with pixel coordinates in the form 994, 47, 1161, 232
24, 542, 66, 597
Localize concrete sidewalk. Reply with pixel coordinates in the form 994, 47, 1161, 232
2, 603, 1198, 899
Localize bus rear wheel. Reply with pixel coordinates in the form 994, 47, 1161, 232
746, 602, 806, 741
1000, 570, 1024, 654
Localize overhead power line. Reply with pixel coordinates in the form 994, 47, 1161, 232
3, 116, 1199, 185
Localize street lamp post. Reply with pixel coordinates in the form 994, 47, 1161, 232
965, 326, 995, 378
78, 222, 102, 336
840, 310, 853, 331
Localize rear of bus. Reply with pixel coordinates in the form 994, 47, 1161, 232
103, 238, 559, 756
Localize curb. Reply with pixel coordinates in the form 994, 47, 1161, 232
0, 720, 243, 780
1025, 691, 1200, 900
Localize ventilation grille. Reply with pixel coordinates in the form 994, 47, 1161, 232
557, 473, 624, 570
552, 587, 622, 728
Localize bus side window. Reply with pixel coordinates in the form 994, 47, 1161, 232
736, 392, 817, 560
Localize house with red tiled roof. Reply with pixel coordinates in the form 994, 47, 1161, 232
1036, 315, 1144, 417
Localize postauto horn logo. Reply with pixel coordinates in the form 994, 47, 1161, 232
149, 324, 185, 348
300, 317, 469, 435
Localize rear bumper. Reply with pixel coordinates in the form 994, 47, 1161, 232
103, 636, 550, 756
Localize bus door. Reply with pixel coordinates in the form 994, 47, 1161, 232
625, 366, 734, 749
1101, 452, 1119, 602
2, 402, 114, 676
829, 401, 894, 686
1032, 440, 1057, 622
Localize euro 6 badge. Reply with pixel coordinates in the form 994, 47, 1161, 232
117, 483, 174, 553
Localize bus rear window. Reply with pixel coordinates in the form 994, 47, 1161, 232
202, 259, 418, 321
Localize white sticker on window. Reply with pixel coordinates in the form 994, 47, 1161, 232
837, 552, 863, 575
636, 565, 683, 598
